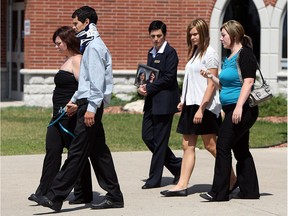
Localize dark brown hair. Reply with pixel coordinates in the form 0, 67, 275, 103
52, 26, 81, 55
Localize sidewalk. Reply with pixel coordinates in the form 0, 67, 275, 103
1, 149, 287, 216
0, 100, 24, 108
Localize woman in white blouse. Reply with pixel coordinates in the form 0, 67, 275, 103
161, 18, 236, 197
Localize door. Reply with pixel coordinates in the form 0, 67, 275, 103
8, 2, 24, 100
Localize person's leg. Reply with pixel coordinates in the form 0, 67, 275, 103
201, 134, 237, 191
144, 114, 179, 187
142, 110, 155, 152
34, 125, 63, 196
209, 111, 234, 201
232, 107, 259, 199
71, 160, 93, 203
45, 104, 92, 205
168, 134, 197, 191
89, 120, 124, 203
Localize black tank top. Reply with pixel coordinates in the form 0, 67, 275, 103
52, 70, 78, 117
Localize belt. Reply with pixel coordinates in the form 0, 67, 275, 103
76, 98, 88, 106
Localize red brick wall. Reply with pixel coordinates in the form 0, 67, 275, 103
264, 0, 277, 6
24, 0, 216, 70
1, 1, 7, 68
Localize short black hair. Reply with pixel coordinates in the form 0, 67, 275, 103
72, 6, 98, 24
148, 20, 167, 36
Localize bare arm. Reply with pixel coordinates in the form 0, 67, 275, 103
232, 77, 254, 124
200, 69, 221, 89
194, 68, 218, 124
72, 55, 82, 81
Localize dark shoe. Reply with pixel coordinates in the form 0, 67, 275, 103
164, 189, 188, 197
141, 184, 160, 189
28, 193, 40, 203
229, 181, 239, 194
36, 196, 62, 212
160, 190, 168, 196
91, 199, 124, 209
69, 197, 92, 205
200, 193, 215, 201
173, 174, 180, 184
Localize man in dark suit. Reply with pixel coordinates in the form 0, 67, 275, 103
138, 20, 182, 189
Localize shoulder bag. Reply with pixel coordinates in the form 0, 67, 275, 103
237, 49, 273, 107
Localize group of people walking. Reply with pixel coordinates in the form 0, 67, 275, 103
28, 5, 260, 213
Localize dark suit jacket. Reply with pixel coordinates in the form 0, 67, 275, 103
144, 42, 180, 115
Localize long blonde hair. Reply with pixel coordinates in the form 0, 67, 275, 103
186, 18, 210, 60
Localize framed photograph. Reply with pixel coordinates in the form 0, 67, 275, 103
134, 64, 159, 87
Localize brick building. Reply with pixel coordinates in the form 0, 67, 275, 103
1, 0, 287, 105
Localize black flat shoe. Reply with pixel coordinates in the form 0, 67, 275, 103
69, 197, 92, 205
28, 193, 40, 203
160, 190, 168, 195
200, 193, 214, 201
229, 181, 239, 194
164, 189, 188, 197
91, 199, 124, 209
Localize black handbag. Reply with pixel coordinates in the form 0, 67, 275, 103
237, 50, 273, 107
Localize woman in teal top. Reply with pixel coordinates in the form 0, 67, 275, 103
200, 20, 260, 201
219, 54, 242, 105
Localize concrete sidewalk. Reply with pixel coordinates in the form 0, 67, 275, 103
1, 149, 287, 216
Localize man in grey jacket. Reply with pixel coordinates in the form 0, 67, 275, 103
35, 6, 124, 212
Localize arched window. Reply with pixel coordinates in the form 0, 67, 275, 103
281, 9, 287, 70
222, 0, 260, 62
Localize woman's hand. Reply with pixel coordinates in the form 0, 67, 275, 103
66, 101, 78, 117
232, 106, 243, 124
200, 68, 213, 78
193, 108, 203, 124
177, 102, 183, 111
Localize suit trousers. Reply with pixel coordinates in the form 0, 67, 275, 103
46, 102, 123, 204
210, 104, 260, 201
142, 109, 182, 187
35, 117, 92, 199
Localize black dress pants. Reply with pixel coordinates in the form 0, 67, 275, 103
210, 104, 260, 201
142, 109, 182, 187
46, 102, 123, 204
35, 116, 92, 200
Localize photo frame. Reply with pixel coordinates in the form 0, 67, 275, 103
134, 64, 159, 87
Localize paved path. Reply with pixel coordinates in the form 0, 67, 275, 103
1, 149, 287, 216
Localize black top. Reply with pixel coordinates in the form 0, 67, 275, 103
238, 47, 258, 79
52, 70, 78, 117
144, 43, 180, 115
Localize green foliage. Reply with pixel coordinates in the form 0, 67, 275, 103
258, 95, 287, 117
108, 94, 127, 107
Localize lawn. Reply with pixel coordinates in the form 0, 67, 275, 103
1, 102, 287, 155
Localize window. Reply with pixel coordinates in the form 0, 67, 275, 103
222, 0, 260, 62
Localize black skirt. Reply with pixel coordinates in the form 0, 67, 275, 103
176, 104, 222, 135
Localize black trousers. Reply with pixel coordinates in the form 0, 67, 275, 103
142, 109, 182, 187
46, 102, 123, 204
210, 104, 260, 201
35, 116, 92, 200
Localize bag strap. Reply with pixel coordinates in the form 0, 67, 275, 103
236, 48, 266, 85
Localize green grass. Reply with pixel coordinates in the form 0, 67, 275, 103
0, 102, 287, 155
